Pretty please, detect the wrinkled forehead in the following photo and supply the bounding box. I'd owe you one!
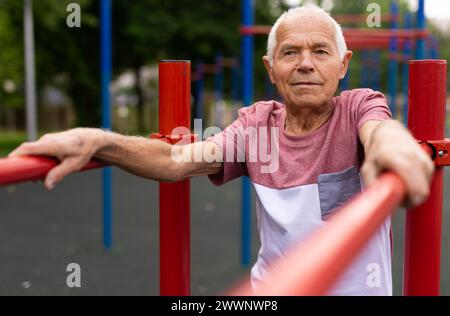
[276,13,337,48]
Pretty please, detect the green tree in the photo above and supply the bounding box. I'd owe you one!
[2,0,445,133]
[32,0,100,127]
[0,1,24,129]
[0,0,100,128]
[113,0,246,132]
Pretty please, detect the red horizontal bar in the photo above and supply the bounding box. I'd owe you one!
[0,156,106,187]
[334,13,396,24]
[343,29,430,39]
[240,26,430,39]
[239,26,419,49]
[239,26,406,49]
[228,172,406,296]
[346,37,411,49]
[240,25,272,35]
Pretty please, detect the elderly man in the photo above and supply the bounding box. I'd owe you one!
[9,5,434,295]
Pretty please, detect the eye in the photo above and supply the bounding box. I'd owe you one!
[315,49,328,55]
[283,50,296,56]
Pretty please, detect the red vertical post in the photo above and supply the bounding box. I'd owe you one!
[159,60,191,296]
[404,60,447,296]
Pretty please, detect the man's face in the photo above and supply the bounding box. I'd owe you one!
[264,14,352,110]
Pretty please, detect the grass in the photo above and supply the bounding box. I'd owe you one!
[0,132,27,157]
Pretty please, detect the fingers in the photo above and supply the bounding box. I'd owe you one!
[44,157,85,190]
[361,160,380,188]
[8,139,59,159]
[7,130,96,191]
[418,150,435,183]
[373,153,433,207]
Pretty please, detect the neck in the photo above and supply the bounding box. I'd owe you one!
[284,101,334,137]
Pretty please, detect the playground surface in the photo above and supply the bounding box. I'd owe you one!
[0,165,449,296]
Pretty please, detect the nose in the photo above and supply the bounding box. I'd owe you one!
[296,53,314,73]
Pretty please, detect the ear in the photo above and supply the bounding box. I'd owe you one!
[263,56,276,84]
[339,51,353,80]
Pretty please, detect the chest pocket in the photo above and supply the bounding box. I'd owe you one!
[317,166,362,221]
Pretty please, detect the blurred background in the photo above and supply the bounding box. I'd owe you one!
[0,0,449,296]
[0,0,449,149]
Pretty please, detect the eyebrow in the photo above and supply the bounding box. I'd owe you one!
[279,44,298,52]
[279,42,333,52]
[312,42,332,50]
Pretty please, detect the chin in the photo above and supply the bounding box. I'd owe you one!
[289,95,325,108]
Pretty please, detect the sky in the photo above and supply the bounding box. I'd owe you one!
[407,0,450,19]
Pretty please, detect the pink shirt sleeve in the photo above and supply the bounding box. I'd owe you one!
[352,89,393,131]
[206,107,251,186]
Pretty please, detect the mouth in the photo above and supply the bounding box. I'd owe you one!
[290,82,322,86]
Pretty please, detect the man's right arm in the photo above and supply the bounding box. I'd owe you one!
[8,128,223,190]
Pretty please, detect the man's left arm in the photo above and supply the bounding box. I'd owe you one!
[359,120,435,207]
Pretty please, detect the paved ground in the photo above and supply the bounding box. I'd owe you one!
[0,166,449,296]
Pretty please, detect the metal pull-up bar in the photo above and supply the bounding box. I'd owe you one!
[155,60,192,296]
[0,156,105,187]
[404,60,448,296]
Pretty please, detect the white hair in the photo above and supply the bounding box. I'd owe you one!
[267,5,347,65]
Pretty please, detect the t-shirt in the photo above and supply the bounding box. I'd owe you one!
[206,88,393,296]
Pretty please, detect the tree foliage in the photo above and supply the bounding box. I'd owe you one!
[0,0,448,130]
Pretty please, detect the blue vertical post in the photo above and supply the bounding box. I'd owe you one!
[402,12,412,124]
[416,0,426,59]
[231,59,241,121]
[215,53,225,128]
[388,0,399,119]
[372,51,381,92]
[241,0,254,267]
[194,61,205,120]
[101,0,112,249]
